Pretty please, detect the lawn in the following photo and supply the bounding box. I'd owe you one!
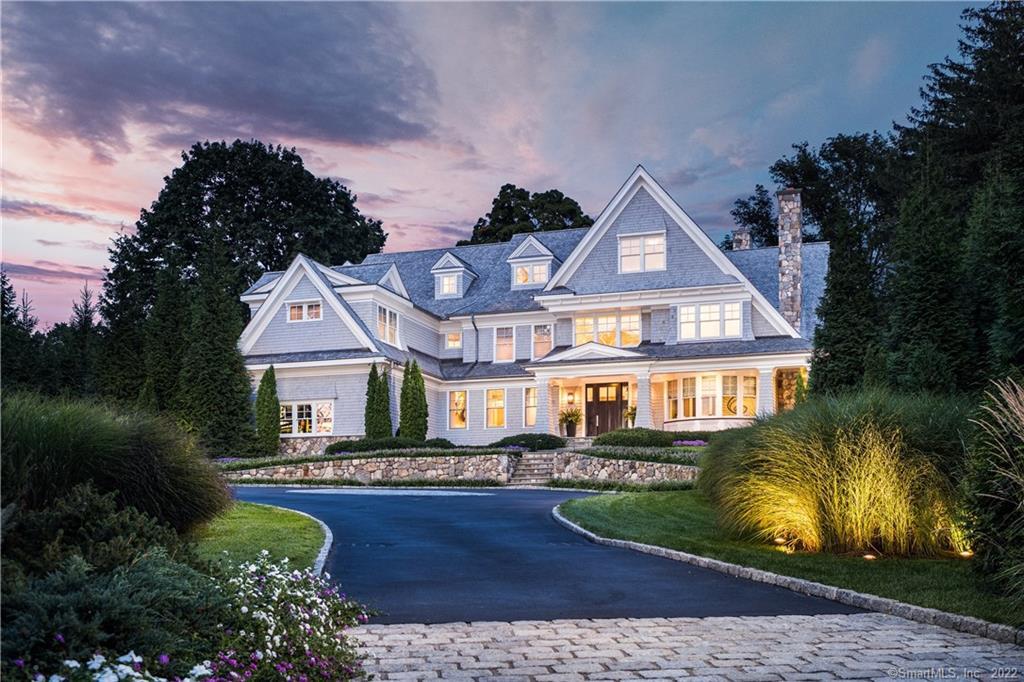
[560,490,1021,627]
[193,501,325,569]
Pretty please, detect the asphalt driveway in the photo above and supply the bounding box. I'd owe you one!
[234,486,861,624]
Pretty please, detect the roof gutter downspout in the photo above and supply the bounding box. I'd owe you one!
[470,313,480,370]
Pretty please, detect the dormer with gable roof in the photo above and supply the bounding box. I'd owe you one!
[507,234,557,290]
[430,251,476,299]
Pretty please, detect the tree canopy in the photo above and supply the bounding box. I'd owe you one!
[458,184,593,245]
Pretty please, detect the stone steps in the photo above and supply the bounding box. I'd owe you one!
[508,452,556,487]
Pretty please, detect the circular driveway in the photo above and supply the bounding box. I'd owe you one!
[234,486,861,624]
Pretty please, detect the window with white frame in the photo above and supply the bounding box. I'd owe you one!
[448,390,467,429]
[376,305,399,346]
[700,375,718,416]
[663,374,757,420]
[619,233,666,273]
[722,375,738,416]
[494,327,514,362]
[486,388,506,428]
[574,312,642,347]
[439,273,459,296]
[679,302,743,341]
[445,331,462,350]
[524,387,537,427]
[279,400,333,435]
[287,301,322,322]
[532,324,552,359]
[514,262,548,286]
[681,377,696,417]
[742,376,758,416]
[666,379,679,420]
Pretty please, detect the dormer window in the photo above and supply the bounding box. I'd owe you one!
[431,251,476,300]
[287,300,322,322]
[514,262,548,286]
[439,273,459,296]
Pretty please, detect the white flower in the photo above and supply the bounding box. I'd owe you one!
[62,660,81,669]
[117,651,142,664]
[189,662,213,677]
[240,606,248,614]
[95,671,118,682]
[88,654,107,670]
[48,675,65,682]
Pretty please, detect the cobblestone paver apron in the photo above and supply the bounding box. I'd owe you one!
[354,613,1024,681]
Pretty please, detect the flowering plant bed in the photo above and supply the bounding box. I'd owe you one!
[579,446,702,465]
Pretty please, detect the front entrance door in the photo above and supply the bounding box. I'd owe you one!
[585,382,629,437]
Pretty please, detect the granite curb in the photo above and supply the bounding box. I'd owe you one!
[552,503,1024,646]
[247,502,333,576]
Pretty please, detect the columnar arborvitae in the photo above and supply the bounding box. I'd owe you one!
[364,364,382,438]
[175,246,255,455]
[254,366,281,456]
[400,360,428,441]
[377,366,393,437]
[142,268,190,411]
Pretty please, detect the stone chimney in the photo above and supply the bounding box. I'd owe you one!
[776,188,802,333]
[732,226,752,250]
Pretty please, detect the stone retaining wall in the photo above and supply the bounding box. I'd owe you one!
[279,436,358,457]
[551,452,698,483]
[225,454,516,484]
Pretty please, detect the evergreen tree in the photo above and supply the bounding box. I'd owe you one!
[46,284,104,397]
[885,154,972,393]
[254,366,281,456]
[399,361,428,441]
[137,376,159,412]
[0,273,45,392]
[142,269,191,411]
[377,366,393,437]
[175,246,255,454]
[364,364,382,439]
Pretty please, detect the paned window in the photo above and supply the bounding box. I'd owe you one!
[445,331,462,350]
[619,233,667,273]
[724,302,742,337]
[494,327,514,362]
[681,377,696,417]
[279,401,333,435]
[620,313,641,347]
[524,387,537,427]
[376,305,399,345]
[288,301,321,322]
[700,375,718,417]
[440,274,459,295]
[699,304,720,339]
[742,376,758,416]
[533,324,552,359]
[515,263,548,285]
[667,379,679,420]
[597,315,617,346]
[448,391,467,429]
[575,316,595,345]
[486,389,505,428]
[679,306,697,340]
[722,375,738,417]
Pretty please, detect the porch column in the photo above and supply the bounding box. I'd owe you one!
[635,372,653,428]
[757,369,774,416]
[535,380,550,433]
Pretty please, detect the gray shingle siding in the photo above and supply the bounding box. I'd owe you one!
[554,319,573,347]
[515,325,532,360]
[275,373,367,438]
[565,188,737,295]
[478,327,494,362]
[432,382,538,446]
[751,306,778,337]
[248,276,363,355]
[401,315,440,357]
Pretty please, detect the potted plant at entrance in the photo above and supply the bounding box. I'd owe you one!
[623,405,637,429]
[559,407,583,438]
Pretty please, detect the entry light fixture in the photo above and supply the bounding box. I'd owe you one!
[567,391,575,405]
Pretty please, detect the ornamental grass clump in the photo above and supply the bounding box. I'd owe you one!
[700,389,969,556]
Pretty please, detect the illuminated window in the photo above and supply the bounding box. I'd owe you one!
[514,262,548,285]
[376,305,399,345]
[440,274,459,295]
[700,304,720,339]
[288,301,321,322]
[681,377,696,417]
[597,315,617,346]
[448,391,467,429]
[619,233,666,273]
[722,375,738,417]
[524,387,537,427]
[620,313,641,347]
[445,331,462,350]
[532,324,552,359]
[724,302,741,337]
[278,401,332,435]
[679,306,696,340]
[494,327,514,362]
[280,404,293,434]
[486,388,505,428]
[316,402,333,433]
[296,403,313,433]
[700,375,717,417]
[743,375,758,416]
[667,379,679,420]
[575,316,595,345]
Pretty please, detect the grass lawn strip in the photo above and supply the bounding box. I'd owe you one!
[559,491,1024,635]
[194,501,325,570]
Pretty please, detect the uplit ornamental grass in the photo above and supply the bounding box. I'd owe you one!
[700,389,970,556]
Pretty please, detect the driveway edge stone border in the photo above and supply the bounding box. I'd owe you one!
[552,504,1024,646]
[251,502,333,576]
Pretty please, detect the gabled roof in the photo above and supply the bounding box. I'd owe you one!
[238,254,378,355]
[430,251,477,275]
[727,242,829,336]
[544,165,799,338]
[506,234,554,261]
[535,342,646,363]
[378,263,410,298]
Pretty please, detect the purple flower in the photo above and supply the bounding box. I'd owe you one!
[13,659,25,668]
[215,457,242,463]
[673,439,707,447]
[158,654,171,666]
[54,633,65,644]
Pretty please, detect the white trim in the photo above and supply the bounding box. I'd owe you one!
[278,399,334,437]
[570,311,641,348]
[375,304,402,349]
[678,301,744,342]
[238,255,377,354]
[444,330,463,350]
[537,341,645,363]
[244,356,386,371]
[446,389,468,430]
[530,323,553,361]
[284,299,323,323]
[523,385,538,428]
[378,263,410,299]
[510,259,550,288]
[492,325,516,364]
[430,251,475,275]
[484,387,508,429]
[507,234,553,261]
[436,272,462,299]
[543,165,799,338]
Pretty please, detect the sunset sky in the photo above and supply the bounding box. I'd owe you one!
[2,2,969,325]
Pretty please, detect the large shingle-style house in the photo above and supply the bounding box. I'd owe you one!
[238,166,826,453]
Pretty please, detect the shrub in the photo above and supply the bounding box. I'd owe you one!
[699,389,970,556]
[594,428,731,447]
[1,393,230,532]
[326,436,447,454]
[1,551,230,677]
[964,379,1024,604]
[254,366,281,457]
[488,434,567,451]
[399,360,428,441]
[2,484,193,588]
[580,447,701,465]
[423,437,457,449]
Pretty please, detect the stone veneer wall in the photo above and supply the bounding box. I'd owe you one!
[777,188,803,333]
[551,453,699,483]
[225,454,516,484]
[279,436,359,458]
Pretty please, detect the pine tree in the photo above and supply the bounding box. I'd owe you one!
[175,245,255,455]
[364,364,381,438]
[377,366,393,438]
[254,366,281,456]
[142,269,191,411]
[399,361,428,441]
